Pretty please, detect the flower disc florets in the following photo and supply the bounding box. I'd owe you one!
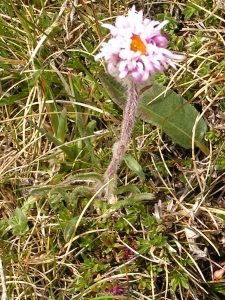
[95,6,185,83]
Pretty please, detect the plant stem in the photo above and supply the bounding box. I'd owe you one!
[103,79,138,183]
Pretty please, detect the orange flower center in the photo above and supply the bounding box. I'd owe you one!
[130,35,147,54]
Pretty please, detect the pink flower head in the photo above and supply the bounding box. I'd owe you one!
[95,6,186,83]
[123,245,137,259]
[105,285,126,300]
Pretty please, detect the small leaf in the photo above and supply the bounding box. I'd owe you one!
[30,186,52,195]
[0,92,28,106]
[116,184,141,195]
[28,70,42,88]
[85,297,134,300]
[8,207,29,236]
[111,193,155,210]
[99,72,209,155]
[40,75,60,135]
[86,120,97,137]
[0,60,12,70]
[56,108,68,143]
[63,217,78,242]
[123,154,145,181]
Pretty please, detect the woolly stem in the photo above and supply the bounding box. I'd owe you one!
[103,79,138,182]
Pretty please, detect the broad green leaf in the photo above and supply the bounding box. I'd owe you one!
[99,72,209,155]
[50,163,72,184]
[139,84,208,153]
[123,154,145,181]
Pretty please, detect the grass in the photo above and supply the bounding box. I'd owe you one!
[0,0,225,299]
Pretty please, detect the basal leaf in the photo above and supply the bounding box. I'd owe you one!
[123,154,145,181]
[99,72,209,155]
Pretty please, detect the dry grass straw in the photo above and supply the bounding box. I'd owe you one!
[0,0,225,299]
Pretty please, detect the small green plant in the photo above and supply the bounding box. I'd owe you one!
[8,208,29,236]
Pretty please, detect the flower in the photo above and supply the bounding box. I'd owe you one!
[95,6,185,83]
[123,245,137,259]
[105,285,126,300]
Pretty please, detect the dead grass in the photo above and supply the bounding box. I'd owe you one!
[0,0,225,299]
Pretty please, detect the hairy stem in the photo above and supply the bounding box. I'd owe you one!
[103,79,138,183]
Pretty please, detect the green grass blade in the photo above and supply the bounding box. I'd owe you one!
[56,108,68,143]
[28,119,75,159]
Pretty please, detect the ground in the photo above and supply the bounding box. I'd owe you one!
[0,0,225,299]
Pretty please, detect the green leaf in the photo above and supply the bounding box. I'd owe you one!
[139,84,208,153]
[99,72,127,107]
[208,281,225,296]
[28,70,42,88]
[40,75,60,135]
[216,156,225,170]
[86,120,97,137]
[170,273,189,293]
[63,217,78,242]
[56,108,68,143]
[8,207,29,236]
[99,72,209,155]
[28,119,75,159]
[116,184,141,195]
[0,59,12,70]
[0,92,28,106]
[123,154,145,181]
[111,193,155,210]
[85,297,131,300]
